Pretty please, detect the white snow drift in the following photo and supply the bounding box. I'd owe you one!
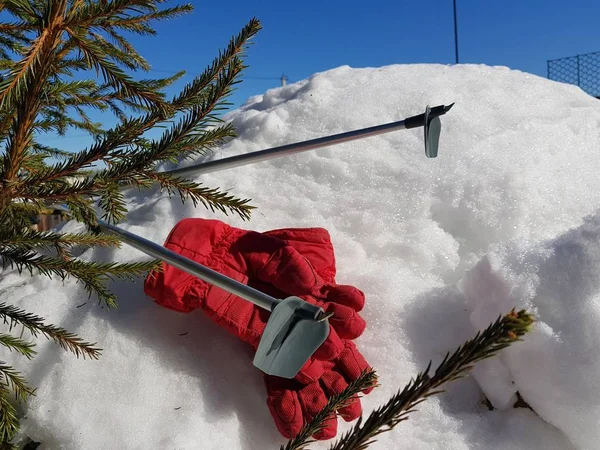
[1,63,600,449]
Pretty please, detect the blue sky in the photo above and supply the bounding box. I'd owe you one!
[138,0,599,105]
[42,0,600,150]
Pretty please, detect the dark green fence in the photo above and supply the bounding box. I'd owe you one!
[547,51,600,99]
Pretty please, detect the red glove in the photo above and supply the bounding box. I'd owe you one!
[257,228,373,440]
[144,218,366,370]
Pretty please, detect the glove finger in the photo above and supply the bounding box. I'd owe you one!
[337,341,376,394]
[298,382,338,440]
[265,377,304,439]
[262,228,337,282]
[322,302,366,340]
[320,368,362,422]
[312,325,343,361]
[322,284,365,311]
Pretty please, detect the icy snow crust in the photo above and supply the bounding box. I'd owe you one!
[2,64,600,449]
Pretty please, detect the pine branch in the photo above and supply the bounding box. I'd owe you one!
[90,30,150,73]
[280,371,379,450]
[0,202,40,232]
[64,28,164,109]
[139,171,255,220]
[18,176,99,201]
[66,0,193,35]
[0,334,36,360]
[308,310,535,450]
[0,363,35,403]
[64,195,97,224]
[0,384,19,443]
[105,4,194,33]
[172,17,262,110]
[0,246,160,308]
[21,110,169,187]
[0,303,101,360]
[97,181,127,223]
[0,3,263,444]
[30,143,71,159]
[0,228,122,252]
[0,23,49,108]
[0,1,39,25]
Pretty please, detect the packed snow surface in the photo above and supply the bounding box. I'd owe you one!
[2,63,600,449]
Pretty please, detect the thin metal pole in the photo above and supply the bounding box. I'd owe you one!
[164,118,409,179]
[454,0,459,64]
[97,219,279,312]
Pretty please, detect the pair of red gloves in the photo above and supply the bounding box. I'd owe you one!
[144,218,373,440]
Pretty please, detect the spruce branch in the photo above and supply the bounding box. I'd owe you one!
[171,17,261,110]
[0,2,263,444]
[0,228,122,253]
[30,143,71,160]
[0,246,160,308]
[305,310,534,450]
[140,170,255,220]
[63,29,164,108]
[0,335,36,360]
[63,195,97,224]
[280,371,379,450]
[0,303,101,360]
[0,384,19,443]
[97,181,127,223]
[0,363,35,403]
[0,24,49,108]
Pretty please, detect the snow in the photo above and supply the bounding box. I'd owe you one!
[2,63,600,449]
[459,214,600,449]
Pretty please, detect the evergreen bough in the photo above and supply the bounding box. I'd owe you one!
[0,0,261,443]
[283,309,535,450]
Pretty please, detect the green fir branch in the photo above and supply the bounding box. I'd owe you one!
[0,228,122,252]
[0,22,47,108]
[97,181,128,223]
[141,170,255,220]
[30,143,72,159]
[281,371,379,450]
[64,29,164,109]
[301,310,534,450]
[64,195,98,224]
[0,2,263,445]
[0,334,36,360]
[0,363,35,403]
[0,303,101,360]
[0,246,160,307]
[171,17,261,110]
[0,384,19,443]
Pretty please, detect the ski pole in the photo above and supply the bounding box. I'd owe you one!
[162,103,454,179]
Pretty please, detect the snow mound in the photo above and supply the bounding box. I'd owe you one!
[2,63,599,449]
[459,212,600,450]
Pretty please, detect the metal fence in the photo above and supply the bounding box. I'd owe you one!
[547,51,600,98]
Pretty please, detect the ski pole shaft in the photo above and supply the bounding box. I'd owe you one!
[96,219,279,312]
[163,104,454,179]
